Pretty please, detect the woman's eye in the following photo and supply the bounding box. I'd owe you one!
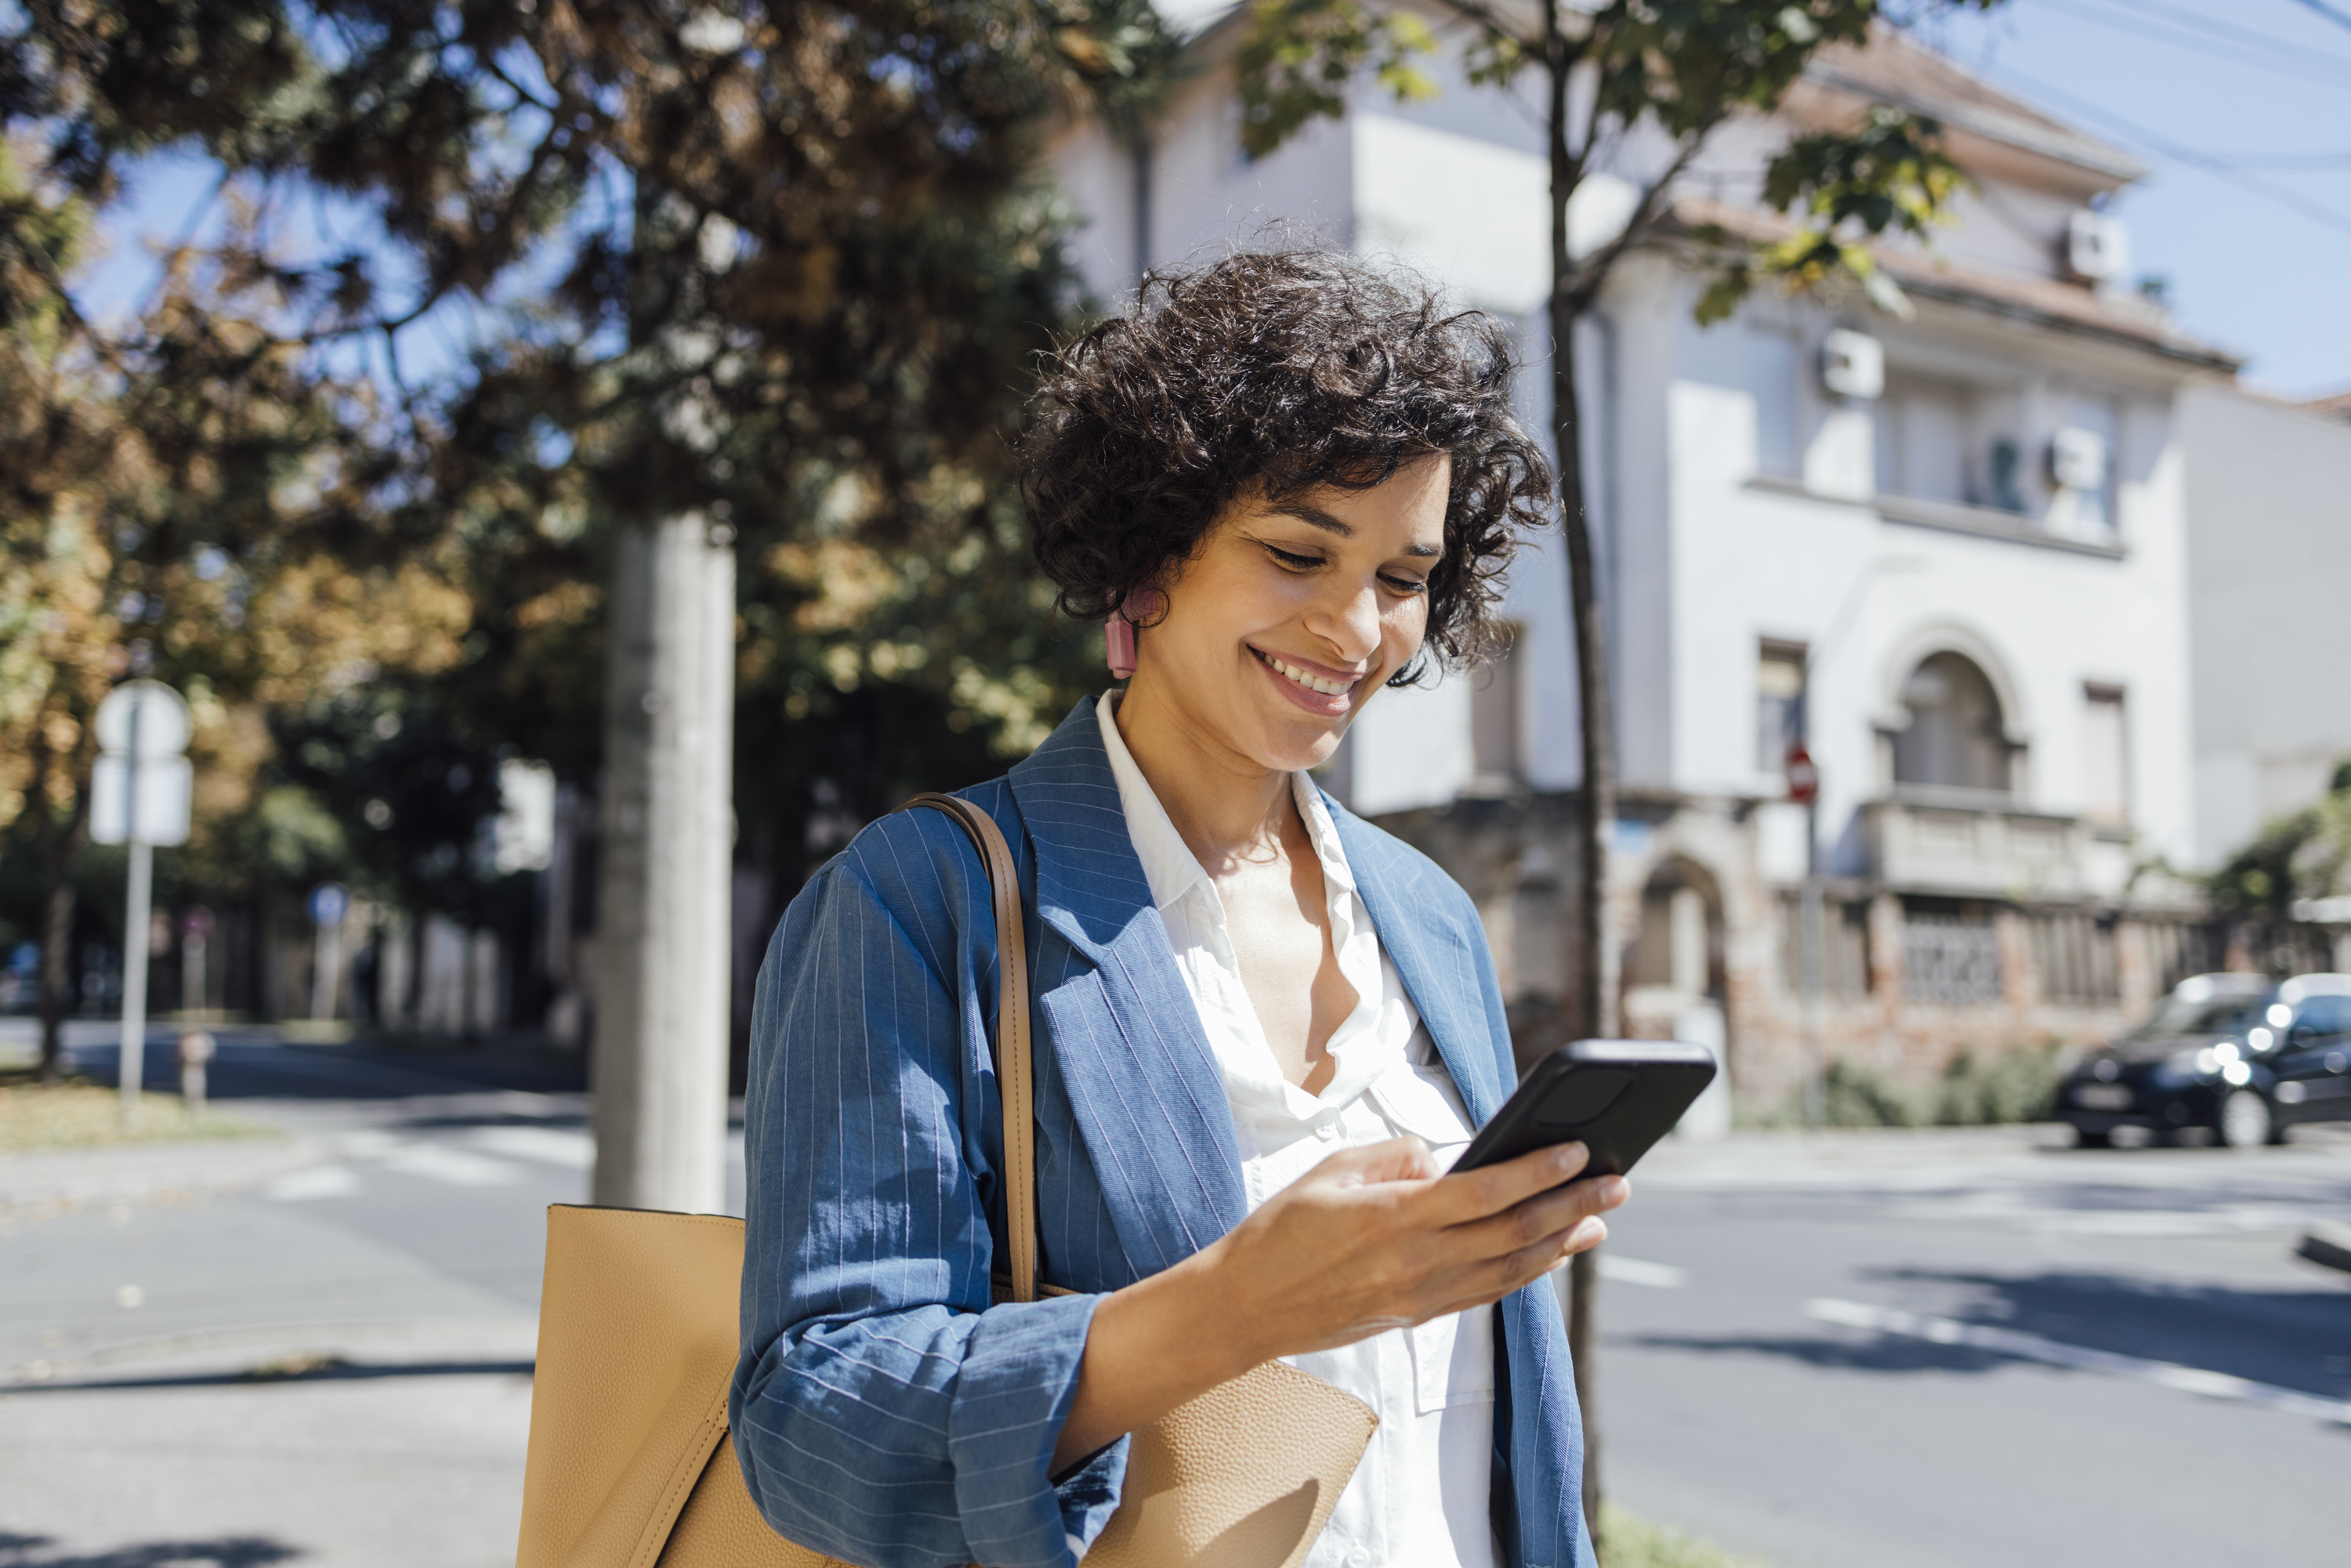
[1380,574,1428,596]
[1266,546,1324,571]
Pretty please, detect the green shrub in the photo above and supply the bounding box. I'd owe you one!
[1760,1042,2066,1128]
[1932,1041,2062,1125]
[1821,1057,1921,1127]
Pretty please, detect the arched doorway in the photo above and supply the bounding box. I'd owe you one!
[1620,856,1733,1135]
[1893,650,2012,794]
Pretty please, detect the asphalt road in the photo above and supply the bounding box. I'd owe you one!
[3,1029,2347,1566]
[1596,1128,2351,1568]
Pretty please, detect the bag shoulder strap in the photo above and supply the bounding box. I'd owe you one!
[899,793,1039,1305]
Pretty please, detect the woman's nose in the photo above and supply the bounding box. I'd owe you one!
[1309,580,1383,661]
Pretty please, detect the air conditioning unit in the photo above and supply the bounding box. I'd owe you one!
[2049,425,2109,491]
[1819,329,1884,400]
[2067,210,2130,284]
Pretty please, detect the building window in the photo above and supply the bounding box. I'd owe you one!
[1903,900,2003,1005]
[1893,651,2010,795]
[2027,910,2119,1005]
[1756,641,1807,774]
[1471,627,1521,783]
[1875,375,2027,512]
[1750,326,1801,478]
[2082,684,2128,826]
[1778,893,1873,997]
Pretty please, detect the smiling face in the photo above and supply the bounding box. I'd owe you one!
[1123,454,1451,774]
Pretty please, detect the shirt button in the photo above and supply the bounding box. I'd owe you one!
[1314,1117,1341,1141]
[1345,1548,1371,1568]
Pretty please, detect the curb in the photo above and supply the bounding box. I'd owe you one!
[2297,1222,2351,1276]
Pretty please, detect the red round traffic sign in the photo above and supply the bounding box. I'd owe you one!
[1784,742,1819,806]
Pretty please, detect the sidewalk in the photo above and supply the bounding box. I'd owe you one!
[0,1042,572,1567]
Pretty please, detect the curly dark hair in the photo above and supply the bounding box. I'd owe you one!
[1021,250,1555,681]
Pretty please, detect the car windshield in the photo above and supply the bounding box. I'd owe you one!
[2125,993,2265,1040]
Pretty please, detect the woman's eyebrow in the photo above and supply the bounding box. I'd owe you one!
[1268,502,1441,557]
[1269,502,1353,535]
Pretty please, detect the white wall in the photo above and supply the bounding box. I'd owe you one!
[2183,386,2351,867]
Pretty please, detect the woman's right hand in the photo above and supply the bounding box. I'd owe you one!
[1050,1139,1625,1470]
[1207,1136,1627,1361]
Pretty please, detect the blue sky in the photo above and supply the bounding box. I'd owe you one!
[1913,0,2351,398]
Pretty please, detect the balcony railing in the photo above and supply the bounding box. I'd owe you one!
[1860,791,2108,900]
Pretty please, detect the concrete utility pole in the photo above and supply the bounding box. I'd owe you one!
[591,514,737,1214]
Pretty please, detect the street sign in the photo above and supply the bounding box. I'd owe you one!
[1784,741,1820,806]
[90,753,193,845]
[94,679,191,760]
[309,882,350,928]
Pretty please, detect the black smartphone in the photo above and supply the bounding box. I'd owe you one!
[1450,1039,1718,1178]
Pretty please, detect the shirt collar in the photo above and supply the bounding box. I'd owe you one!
[1096,692,1215,914]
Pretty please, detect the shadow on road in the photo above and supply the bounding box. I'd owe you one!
[6,1358,536,1395]
[1631,1266,2351,1401]
[0,1536,301,1567]
[66,1035,585,1103]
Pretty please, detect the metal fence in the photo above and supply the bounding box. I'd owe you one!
[1903,911,2003,1005]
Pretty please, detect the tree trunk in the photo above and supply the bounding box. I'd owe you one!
[30,725,86,1084]
[37,871,74,1083]
[1546,1,1616,1551]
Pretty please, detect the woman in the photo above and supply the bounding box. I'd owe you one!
[733,252,1627,1568]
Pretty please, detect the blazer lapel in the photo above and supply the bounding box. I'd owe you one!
[1009,700,1248,1274]
[1328,794,1510,1125]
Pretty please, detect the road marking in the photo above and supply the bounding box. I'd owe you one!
[472,1124,593,1169]
[1806,1297,2351,1426]
[1599,1255,1690,1288]
[266,1165,360,1202]
[379,1143,520,1187]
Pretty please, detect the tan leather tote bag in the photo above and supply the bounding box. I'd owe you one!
[514,793,1377,1568]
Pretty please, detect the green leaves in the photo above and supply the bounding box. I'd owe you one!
[1699,106,1964,324]
[1235,0,1439,161]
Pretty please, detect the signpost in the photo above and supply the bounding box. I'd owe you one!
[308,882,350,1022]
[92,680,193,1123]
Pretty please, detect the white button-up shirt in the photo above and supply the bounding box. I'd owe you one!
[1097,697,1498,1568]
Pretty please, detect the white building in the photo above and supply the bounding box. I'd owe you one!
[1052,20,2252,1111]
[2181,388,2351,871]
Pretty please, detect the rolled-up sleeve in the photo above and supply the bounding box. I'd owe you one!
[730,824,1124,1568]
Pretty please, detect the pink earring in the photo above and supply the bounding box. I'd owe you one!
[1105,590,1159,680]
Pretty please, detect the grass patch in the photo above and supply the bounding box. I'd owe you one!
[0,1072,272,1153]
[1600,1505,1772,1568]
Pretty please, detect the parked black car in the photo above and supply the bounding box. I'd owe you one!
[2059,972,2351,1148]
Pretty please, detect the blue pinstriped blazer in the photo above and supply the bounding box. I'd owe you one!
[732,697,1595,1568]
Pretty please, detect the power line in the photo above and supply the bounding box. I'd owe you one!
[2288,0,2351,39]
[1987,62,2351,239]
[2219,150,2351,168]
[2079,0,2351,71]
[2031,0,2351,94]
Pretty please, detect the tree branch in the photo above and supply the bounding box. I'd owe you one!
[1563,126,1713,310]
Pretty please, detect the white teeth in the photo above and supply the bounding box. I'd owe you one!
[1261,652,1354,697]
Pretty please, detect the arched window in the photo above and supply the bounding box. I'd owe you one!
[1893,651,2010,793]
